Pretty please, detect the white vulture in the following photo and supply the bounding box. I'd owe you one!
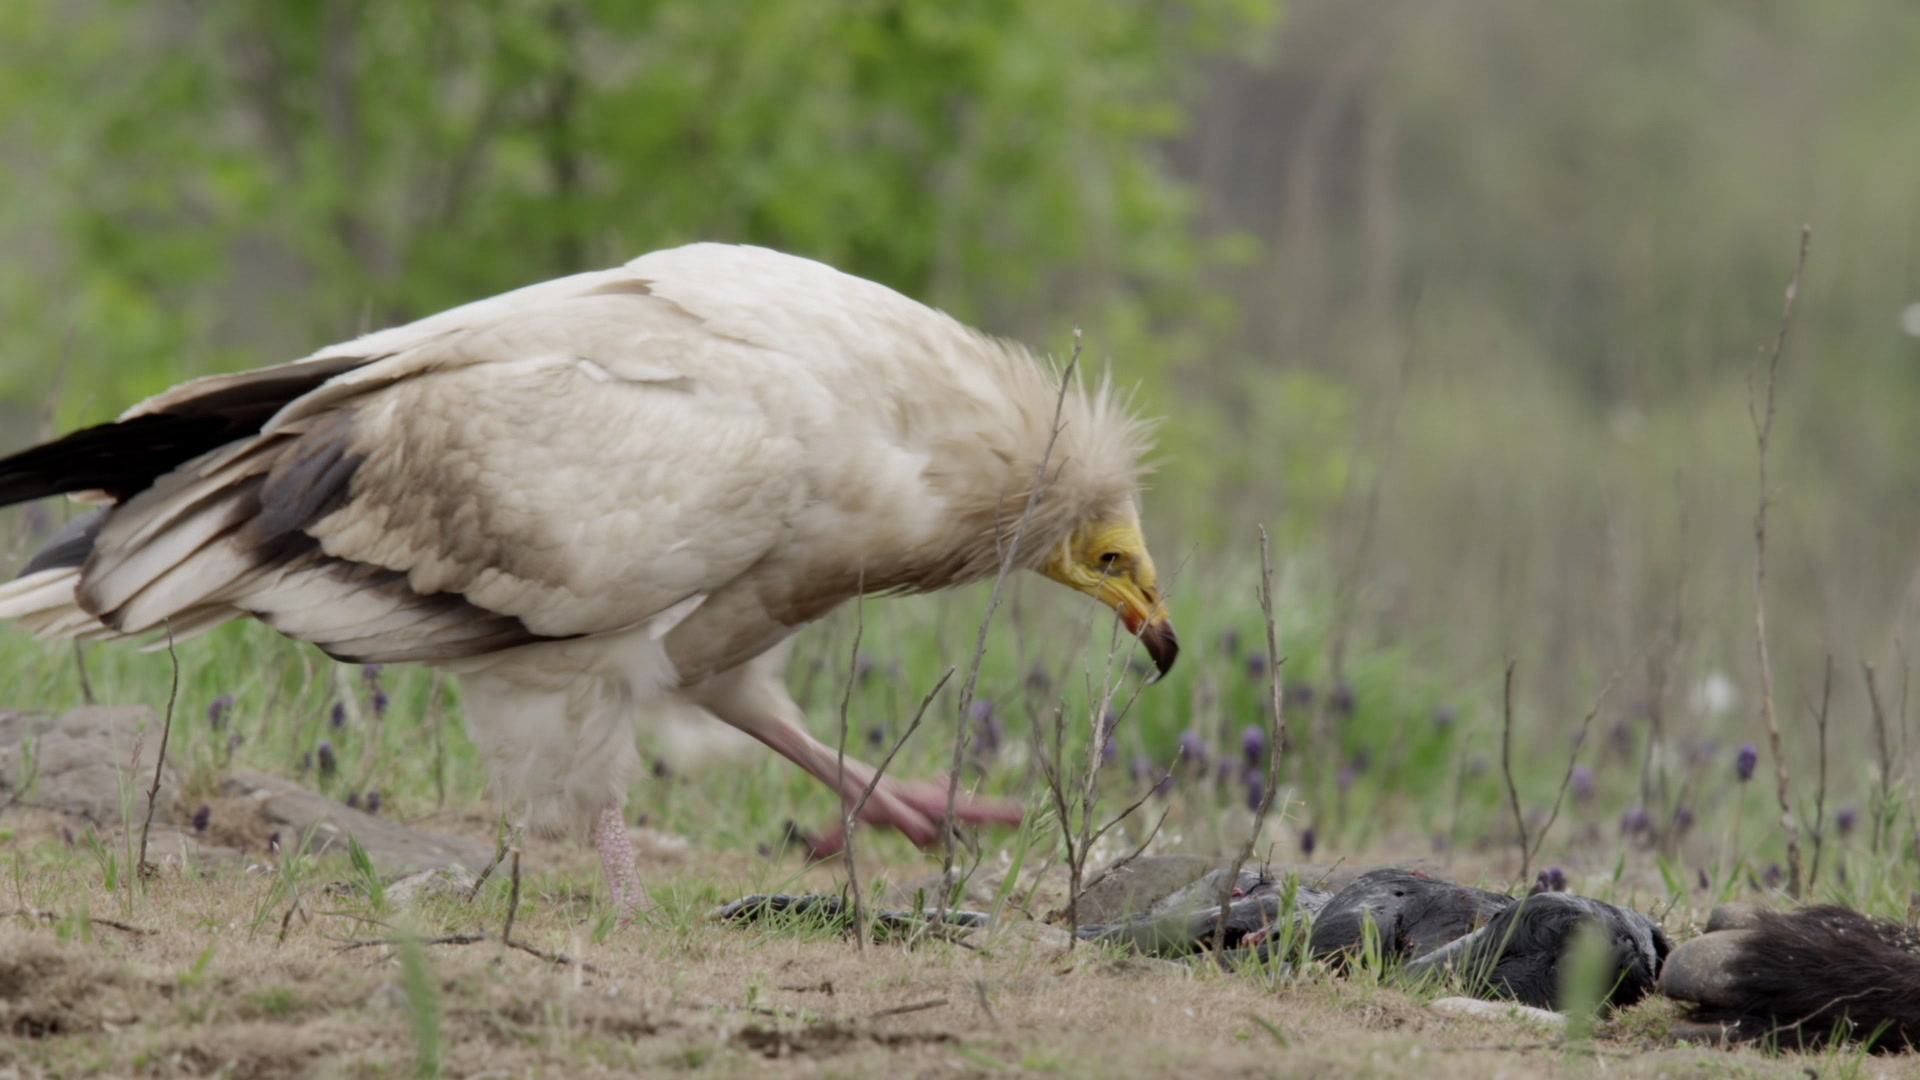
[0,243,1177,914]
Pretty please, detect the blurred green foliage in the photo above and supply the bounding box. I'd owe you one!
[6,0,1920,879]
[0,0,1271,418]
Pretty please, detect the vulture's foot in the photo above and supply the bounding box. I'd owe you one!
[592,805,650,923]
[806,775,1024,857]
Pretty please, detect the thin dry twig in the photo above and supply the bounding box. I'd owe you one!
[1214,526,1287,954]
[1,907,154,935]
[1746,224,1811,898]
[867,998,949,1020]
[1863,660,1893,856]
[501,847,523,944]
[1808,657,1834,889]
[938,332,1082,921]
[136,622,180,881]
[835,586,868,950]
[1499,661,1528,879]
[1525,675,1617,879]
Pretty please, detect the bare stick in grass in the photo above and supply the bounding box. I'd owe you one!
[843,667,954,932]
[1864,660,1893,856]
[501,847,523,944]
[1525,674,1617,879]
[136,622,180,881]
[1808,657,1834,889]
[1499,660,1529,881]
[1213,525,1287,955]
[835,587,867,951]
[1747,224,1811,898]
[937,333,1080,923]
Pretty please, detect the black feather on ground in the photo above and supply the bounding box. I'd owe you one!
[1684,905,1920,1051]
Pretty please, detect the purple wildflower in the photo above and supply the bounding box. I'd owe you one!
[1300,827,1316,857]
[1151,769,1175,799]
[191,805,211,833]
[1220,628,1242,656]
[1245,652,1268,681]
[1530,866,1567,894]
[1620,807,1651,836]
[1100,731,1118,766]
[371,687,390,718]
[1336,766,1356,793]
[299,750,313,773]
[1761,864,1783,890]
[1025,665,1053,694]
[1329,682,1356,717]
[1672,805,1695,833]
[1571,765,1594,802]
[1177,730,1208,769]
[345,791,361,809]
[206,694,235,730]
[366,791,382,814]
[1129,752,1152,785]
[1735,742,1759,782]
[226,732,243,758]
[330,702,347,730]
[1432,706,1456,730]
[361,663,384,682]
[1241,725,1268,767]
[1244,768,1265,813]
[853,651,875,687]
[316,741,337,776]
[1216,758,1237,786]
[866,725,887,750]
[1837,807,1858,836]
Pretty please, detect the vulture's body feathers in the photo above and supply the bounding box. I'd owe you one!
[0,243,1176,913]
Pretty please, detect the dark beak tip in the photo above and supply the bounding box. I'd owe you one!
[1143,621,1179,680]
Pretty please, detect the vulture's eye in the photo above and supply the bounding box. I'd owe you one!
[1097,552,1122,568]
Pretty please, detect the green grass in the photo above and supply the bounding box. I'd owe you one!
[3,529,1919,929]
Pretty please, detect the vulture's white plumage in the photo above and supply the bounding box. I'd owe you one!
[0,244,1176,912]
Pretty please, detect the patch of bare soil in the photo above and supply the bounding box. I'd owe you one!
[0,799,1866,1080]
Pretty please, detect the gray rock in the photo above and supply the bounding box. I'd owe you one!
[222,768,491,873]
[1705,902,1767,932]
[386,864,480,906]
[1076,854,1223,925]
[1656,929,1756,1007]
[0,705,181,825]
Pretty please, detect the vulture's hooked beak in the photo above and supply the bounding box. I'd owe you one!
[1040,522,1180,680]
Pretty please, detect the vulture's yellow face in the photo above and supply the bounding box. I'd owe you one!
[1040,521,1179,678]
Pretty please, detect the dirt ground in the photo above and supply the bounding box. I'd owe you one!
[0,807,1906,1080]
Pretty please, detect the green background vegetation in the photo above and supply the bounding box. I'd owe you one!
[4,0,1920,904]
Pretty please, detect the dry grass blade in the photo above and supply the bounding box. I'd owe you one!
[836,587,867,950]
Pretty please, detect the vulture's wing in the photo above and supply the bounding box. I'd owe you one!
[16,272,808,663]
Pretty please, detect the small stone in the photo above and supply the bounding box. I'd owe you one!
[385,864,479,907]
[1656,929,1756,1008]
[1431,996,1567,1031]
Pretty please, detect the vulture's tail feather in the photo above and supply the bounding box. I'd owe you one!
[0,354,366,509]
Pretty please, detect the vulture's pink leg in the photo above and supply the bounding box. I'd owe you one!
[731,709,1023,856]
[591,804,647,921]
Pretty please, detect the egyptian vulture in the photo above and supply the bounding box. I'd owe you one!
[0,243,1177,913]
